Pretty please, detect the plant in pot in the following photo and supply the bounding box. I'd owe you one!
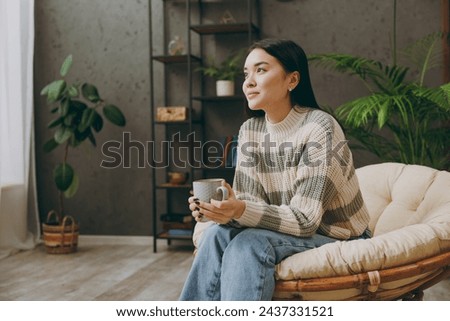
[197,50,243,96]
[309,26,450,169]
[40,55,126,254]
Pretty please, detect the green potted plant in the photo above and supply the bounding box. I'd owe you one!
[40,55,126,254]
[309,6,450,170]
[197,50,243,96]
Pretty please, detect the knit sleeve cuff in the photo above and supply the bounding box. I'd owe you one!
[235,200,263,227]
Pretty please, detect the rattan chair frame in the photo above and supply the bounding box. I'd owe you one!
[273,251,450,300]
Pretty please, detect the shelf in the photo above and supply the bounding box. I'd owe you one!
[157,231,193,241]
[160,213,193,224]
[190,23,259,35]
[155,120,190,125]
[192,95,245,102]
[157,183,192,189]
[152,54,201,64]
[199,166,236,171]
[162,221,193,230]
[155,120,202,125]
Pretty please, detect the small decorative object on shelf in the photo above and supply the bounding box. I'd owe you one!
[156,106,188,122]
[168,35,185,55]
[216,80,234,96]
[196,51,243,96]
[220,10,236,24]
[168,171,189,185]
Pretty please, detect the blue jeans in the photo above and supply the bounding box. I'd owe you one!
[179,224,341,301]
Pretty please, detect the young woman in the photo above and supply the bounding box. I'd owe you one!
[179,38,370,301]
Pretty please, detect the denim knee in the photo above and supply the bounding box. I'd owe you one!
[198,224,241,250]
[223,228,275,265]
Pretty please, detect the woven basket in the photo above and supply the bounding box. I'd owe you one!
[42,210,79,254]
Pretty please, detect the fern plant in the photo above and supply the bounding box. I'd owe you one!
[309,31,450,170]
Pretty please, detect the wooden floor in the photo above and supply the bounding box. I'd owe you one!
[1,238,449,301]
[0,238,195,301]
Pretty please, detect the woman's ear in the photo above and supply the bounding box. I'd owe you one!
[289,71,300,89]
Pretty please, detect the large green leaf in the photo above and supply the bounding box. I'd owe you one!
[68,100,87,128]
[92,111,104,132]
[88,131,97,147]
[377,100,390,128]
[103,104,126,126]
[79,108,96,132]
[40,83,50,96]
[53,163,74,191]
[60,55,73,77]
[64,172,79,198]
[59,98,70,116]
[63,114,75,127]
[81,83,101,103]
[402,32,445,84]
[70,100,88,112]
[47,80,66,103]
[54,127,72,144]
[67,85,78,98]
[69,135,82,148]
[43,138,59,153]
[48,117,63,129]
[309,53,413,95]
[72,127,92,146]
[413,83,450,111]
[337,94,382,127]
[309,54,382,83]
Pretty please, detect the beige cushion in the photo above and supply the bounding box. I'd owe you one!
[192,163,450,280]
[276,163,450,280]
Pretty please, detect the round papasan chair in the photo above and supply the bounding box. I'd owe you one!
[192,163,450,300]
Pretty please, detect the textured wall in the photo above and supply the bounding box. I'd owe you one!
[34,0,443,236]
[260,0,442,166]
[34,0,152,235]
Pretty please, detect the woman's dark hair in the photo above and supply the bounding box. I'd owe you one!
[244,38,320,118]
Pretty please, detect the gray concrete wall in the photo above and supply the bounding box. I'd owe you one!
[34,0,444,236]
[34,0,152,235]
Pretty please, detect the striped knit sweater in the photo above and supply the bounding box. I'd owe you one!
[232,106,369,240]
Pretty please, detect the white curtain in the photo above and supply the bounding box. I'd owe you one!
[0,0,39,260]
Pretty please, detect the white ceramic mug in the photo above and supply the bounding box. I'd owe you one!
[193,178,229,222]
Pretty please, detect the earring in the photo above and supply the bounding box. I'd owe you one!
[288,87,293,92]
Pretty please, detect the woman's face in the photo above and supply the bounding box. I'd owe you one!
[242,48,295,114]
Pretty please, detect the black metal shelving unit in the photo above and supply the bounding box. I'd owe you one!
[150,0,259,252]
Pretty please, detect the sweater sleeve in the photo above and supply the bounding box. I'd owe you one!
[233,114,352,238]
